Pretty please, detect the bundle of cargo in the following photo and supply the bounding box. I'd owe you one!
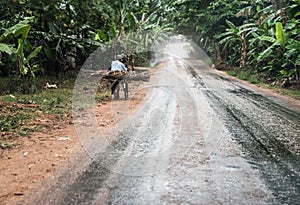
[102,71,128,80]
[98,71,128,93]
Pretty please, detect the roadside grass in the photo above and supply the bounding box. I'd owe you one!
[226,70,300,100]
[227,69,260,84]
[0,68,151,149]
[0,84,73,147]
[262,84,300,100]
[0,76,111,149]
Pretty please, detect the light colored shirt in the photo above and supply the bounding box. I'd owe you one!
[111,60,127,71]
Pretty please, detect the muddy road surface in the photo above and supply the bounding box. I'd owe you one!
[21,44,300,205]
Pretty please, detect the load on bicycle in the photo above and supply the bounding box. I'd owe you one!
[102,54,130,100]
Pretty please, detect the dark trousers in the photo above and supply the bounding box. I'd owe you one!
[111,79,121,95]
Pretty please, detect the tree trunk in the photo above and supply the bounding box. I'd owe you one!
[215,43,222,62]
[296,65,300,82]
[240,28,247,69]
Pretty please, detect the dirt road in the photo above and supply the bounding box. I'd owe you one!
[20,43,300,204]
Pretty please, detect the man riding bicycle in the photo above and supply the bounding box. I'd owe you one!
[109,55,128,99]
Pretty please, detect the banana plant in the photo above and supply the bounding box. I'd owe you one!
[0,17,42,92]
[16,38,42,76]
[114,8,171,64]
[216,20,245,66]
[257,19,300,80]
[257,22,286,61]
[0,17,34,58]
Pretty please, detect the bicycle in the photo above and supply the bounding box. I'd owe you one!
[102,70,130,100]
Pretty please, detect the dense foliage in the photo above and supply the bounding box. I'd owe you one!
[0,0,299,93]
[0,0,169,93]
[169,0,300,83]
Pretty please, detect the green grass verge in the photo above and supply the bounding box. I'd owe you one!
[0,77,111,149]
[226,70,300,100]
[226,70,260,84]
[0,84,73,143]
[261,84,300,100]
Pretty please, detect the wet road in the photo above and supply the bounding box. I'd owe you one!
[23,44,300,205]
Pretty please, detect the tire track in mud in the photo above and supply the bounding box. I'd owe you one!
[184,62,300,204]
[207,92,300,204]
[59,132,132,205]
[229,87,300,123]
[47,81,180,204]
